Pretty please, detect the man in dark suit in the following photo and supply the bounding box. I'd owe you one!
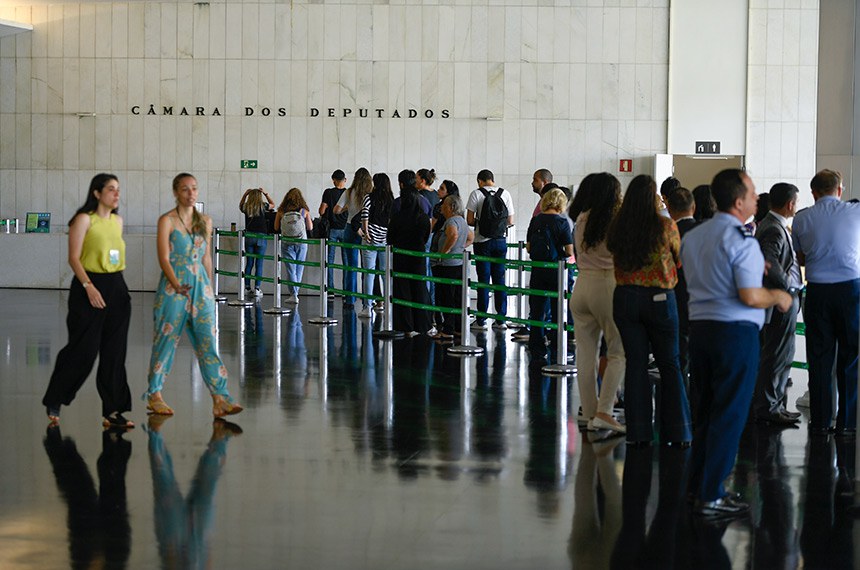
[667,187,699,388]
[752,183,803,425]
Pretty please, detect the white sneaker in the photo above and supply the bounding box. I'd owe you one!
[796,390,810,408]
[492,321,507,330]
[253,288,263,298]
[293,294,299,305]
[373,302,385,312]
[470,321,488,331]
[358,307,372,319]
[427,326,438,337]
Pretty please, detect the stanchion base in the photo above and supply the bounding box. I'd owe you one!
[214,295,228,303]
[227,300,256,307]
[374,329,405,339]
[541,364,577,376]
[447,344,485,356]
[263,307,292,315]
[308,317,338,326]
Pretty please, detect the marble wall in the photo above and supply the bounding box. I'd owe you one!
[0,0,818,239]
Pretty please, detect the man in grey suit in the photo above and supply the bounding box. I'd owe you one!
[752,183,803,425]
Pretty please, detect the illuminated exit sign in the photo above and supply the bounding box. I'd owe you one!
[241,159,258,169]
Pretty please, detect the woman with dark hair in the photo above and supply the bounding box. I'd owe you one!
[43,173,134,428]
[416,168,439,211]
[275,187,314,304]
[334,167,373,310]
[358,173,394,319]
[387,169,433,335]
[239,187,274,297]
[144,173,243,419]
[693,184,717,222]
[606,174,691,446]
[569,173,626,434]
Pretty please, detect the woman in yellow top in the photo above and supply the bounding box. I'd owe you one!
[42,173,135,428]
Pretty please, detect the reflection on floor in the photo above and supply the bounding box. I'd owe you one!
[0,290,855,568]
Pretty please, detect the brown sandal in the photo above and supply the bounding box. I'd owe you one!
[146,395,174,416]
[212,395,243,418]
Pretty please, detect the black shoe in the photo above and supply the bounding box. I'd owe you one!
[693,495,749,518]
[102,412,135,429]
[756,411,800,426]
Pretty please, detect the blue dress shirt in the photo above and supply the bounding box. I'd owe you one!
[680,212,766,328]
[792,196,860,284]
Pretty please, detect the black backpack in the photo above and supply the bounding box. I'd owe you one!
[478,187,509,238]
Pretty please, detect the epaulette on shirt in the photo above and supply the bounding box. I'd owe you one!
[737,226,755,238]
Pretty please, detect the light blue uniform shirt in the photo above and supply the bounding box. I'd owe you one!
[791,196,860,284]
[680,212,766,328]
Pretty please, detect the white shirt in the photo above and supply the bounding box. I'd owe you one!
[465,185,516,243]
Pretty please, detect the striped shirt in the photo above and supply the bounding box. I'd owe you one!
[361,194,388,245]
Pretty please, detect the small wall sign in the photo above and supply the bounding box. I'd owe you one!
[619,159,632,173]
[695,141,721,154]
[241,160,258,169]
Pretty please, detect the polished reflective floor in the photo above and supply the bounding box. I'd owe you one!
[0,289,856,569]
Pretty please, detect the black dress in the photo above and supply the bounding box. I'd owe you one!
[387,204,432,333]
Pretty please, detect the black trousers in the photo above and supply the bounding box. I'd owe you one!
[43,272,132,416]
[753,296,799,416]
[392,254,432,333]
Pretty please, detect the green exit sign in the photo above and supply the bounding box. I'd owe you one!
[241,160,258,169]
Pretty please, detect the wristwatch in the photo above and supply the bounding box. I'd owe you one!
[787,286,800,296]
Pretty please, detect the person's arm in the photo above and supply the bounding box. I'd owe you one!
[319,191,329,217]
[202,216,214,282]
[156,214,190,297]
[465,229,474,248]
[260,188,274,207]
[738,287,793,312]
[305,209,314,231]
[466,210,476,226]
[239,188,251,211]
[333,191,347,215]
[67,213,107,309]
[440,223,458,253]
[274,211,283,233]
[563,243,574,257]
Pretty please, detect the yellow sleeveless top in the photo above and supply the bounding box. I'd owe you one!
[80,213,126,273]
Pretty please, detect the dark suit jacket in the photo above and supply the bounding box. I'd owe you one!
[674,217,700,320]
[755,212,797,321]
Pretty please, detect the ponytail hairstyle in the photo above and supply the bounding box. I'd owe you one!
[417,168,437,188]
[69,173,119,226]
[173,172,207,235]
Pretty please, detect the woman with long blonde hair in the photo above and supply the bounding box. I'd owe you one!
[275,187,314,303]
[144,173,243,419]
[239,187,274,297]
[333,167,373,310]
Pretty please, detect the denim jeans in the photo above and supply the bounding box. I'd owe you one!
[473,238,508,323]
[342,226,362,306]
[612,285,691,444]
[281,242,308,296]
[326,228,346,294]
[244,238,267,289]
[360,244,386,311]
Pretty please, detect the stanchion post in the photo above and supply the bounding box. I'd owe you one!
[309,238,337,325]
[375,244,404,339]
[509,240,526,330]
[542,259,576,376]
[264,234,291,315]
[228,230,255,307]
[447,251,484,355]
[213,229,227,303]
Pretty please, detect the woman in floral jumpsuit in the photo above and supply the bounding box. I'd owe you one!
[144,173,243,418]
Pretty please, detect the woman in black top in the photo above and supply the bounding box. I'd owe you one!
[387,170,433,335]
[239,187,274,297]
